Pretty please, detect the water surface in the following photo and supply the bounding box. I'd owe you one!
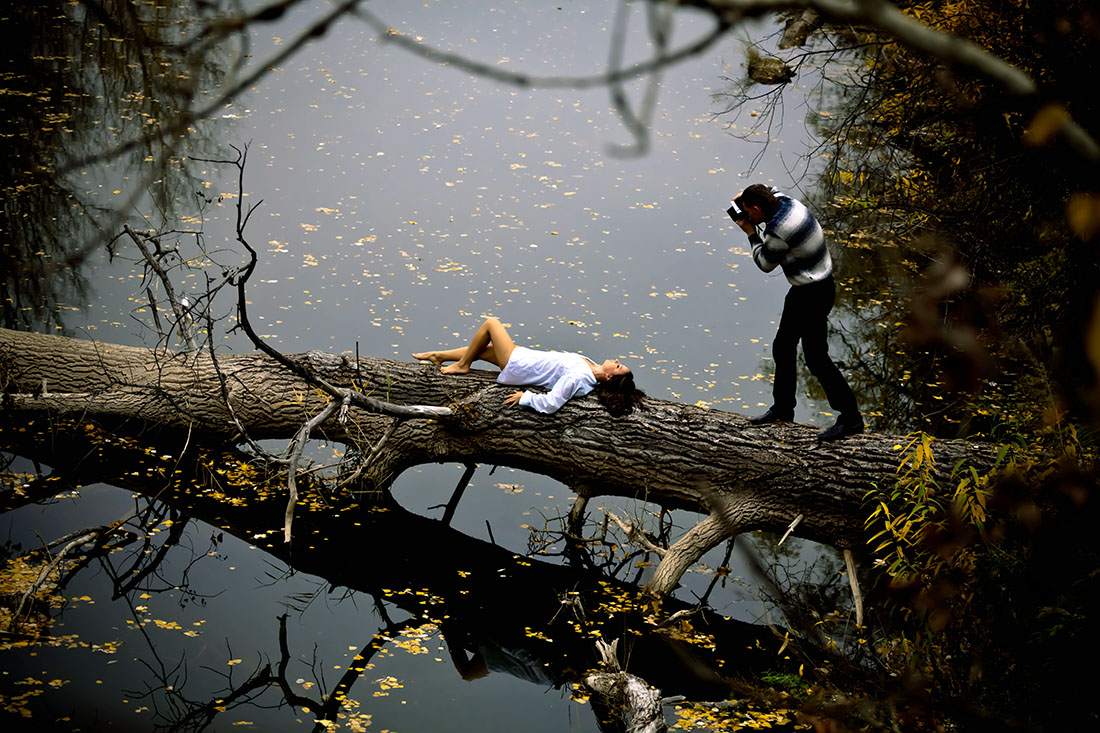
[2,2,846,730]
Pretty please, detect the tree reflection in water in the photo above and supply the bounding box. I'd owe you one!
[1,418,810,731]
[1,0,232,332]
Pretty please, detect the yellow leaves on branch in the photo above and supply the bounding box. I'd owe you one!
[897,432,935,482]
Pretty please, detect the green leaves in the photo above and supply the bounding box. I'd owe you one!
[865,431,988,581]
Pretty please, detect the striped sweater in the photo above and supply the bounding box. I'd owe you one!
[749,191,832,286]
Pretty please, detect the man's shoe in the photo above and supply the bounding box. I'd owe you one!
[818,413,864,442]
[749,407,795,426]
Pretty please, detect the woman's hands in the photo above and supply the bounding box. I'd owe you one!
[504,391,524,407]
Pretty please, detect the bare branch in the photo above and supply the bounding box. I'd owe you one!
[9,508,138,630]
[61,0,365,176]
[283,398,340,542]
[696,0,1099,160]
[843,547,864,628]
[215,145,453,420]
[606,510,669,557]
[123,225,198,351]
[777,513,803,545]
[354,5,731,92]
[337,419,399,492]
[584,637,667,733]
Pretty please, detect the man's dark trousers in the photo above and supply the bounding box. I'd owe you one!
[771,274,858,417]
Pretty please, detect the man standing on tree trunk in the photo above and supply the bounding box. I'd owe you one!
[730,184,863,442]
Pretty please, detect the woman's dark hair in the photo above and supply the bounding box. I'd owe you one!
[594,372,646,417]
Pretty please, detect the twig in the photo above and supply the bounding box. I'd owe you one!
[203,309,283,461]
[60,0,363,176]
[355,4,730,92]
[145,286,163,335]
[660,607,702,629]
[606,511,668,557]
[18,538,97,615]
[585,637,667,733]
[284,399,340,542]
[778,513,803,546]
[214,145,452,420]
[843,548,864,628]
[441,463,477,526]
[698,537,736,604]
[124,225,197,350]
[10,508,138,629]
[337,418,399,491]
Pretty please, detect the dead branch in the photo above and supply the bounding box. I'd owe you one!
[585,638,667,733]
[217,144,451,421]
[843,547,864,628]
[284,396,343,542]
[9,508,138,630]
[60,0,363,177]
[606,511,669,557]
[336,418,400,492]
[124,225,198,350]
[778,513,803,545]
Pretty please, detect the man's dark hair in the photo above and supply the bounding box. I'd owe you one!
[739,184,780,217]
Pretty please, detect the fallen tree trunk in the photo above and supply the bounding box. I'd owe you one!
[0,327,995,593]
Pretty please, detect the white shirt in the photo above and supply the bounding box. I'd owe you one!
[496,346,598,414]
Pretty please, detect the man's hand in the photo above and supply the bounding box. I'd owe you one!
[504,391,524,407]
[736,218,757,236]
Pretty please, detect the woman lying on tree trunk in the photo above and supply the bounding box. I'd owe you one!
[413,317,645,416]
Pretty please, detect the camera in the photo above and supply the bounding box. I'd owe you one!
[726,195,748,223]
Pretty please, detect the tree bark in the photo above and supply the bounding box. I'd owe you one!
[0,327,995,593]
[586,638,668,733]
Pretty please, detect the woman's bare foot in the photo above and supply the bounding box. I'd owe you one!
[440,363,470,375]
[412,351,444,366]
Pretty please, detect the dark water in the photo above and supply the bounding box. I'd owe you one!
[2,1,850,730]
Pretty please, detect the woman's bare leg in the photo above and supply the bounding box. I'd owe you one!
[413,317,516,373]
[412,347,466,365]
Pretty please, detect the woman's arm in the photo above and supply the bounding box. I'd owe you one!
[509,376,587,414]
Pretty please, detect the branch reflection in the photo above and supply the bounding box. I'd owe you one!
[1,418,809,730]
